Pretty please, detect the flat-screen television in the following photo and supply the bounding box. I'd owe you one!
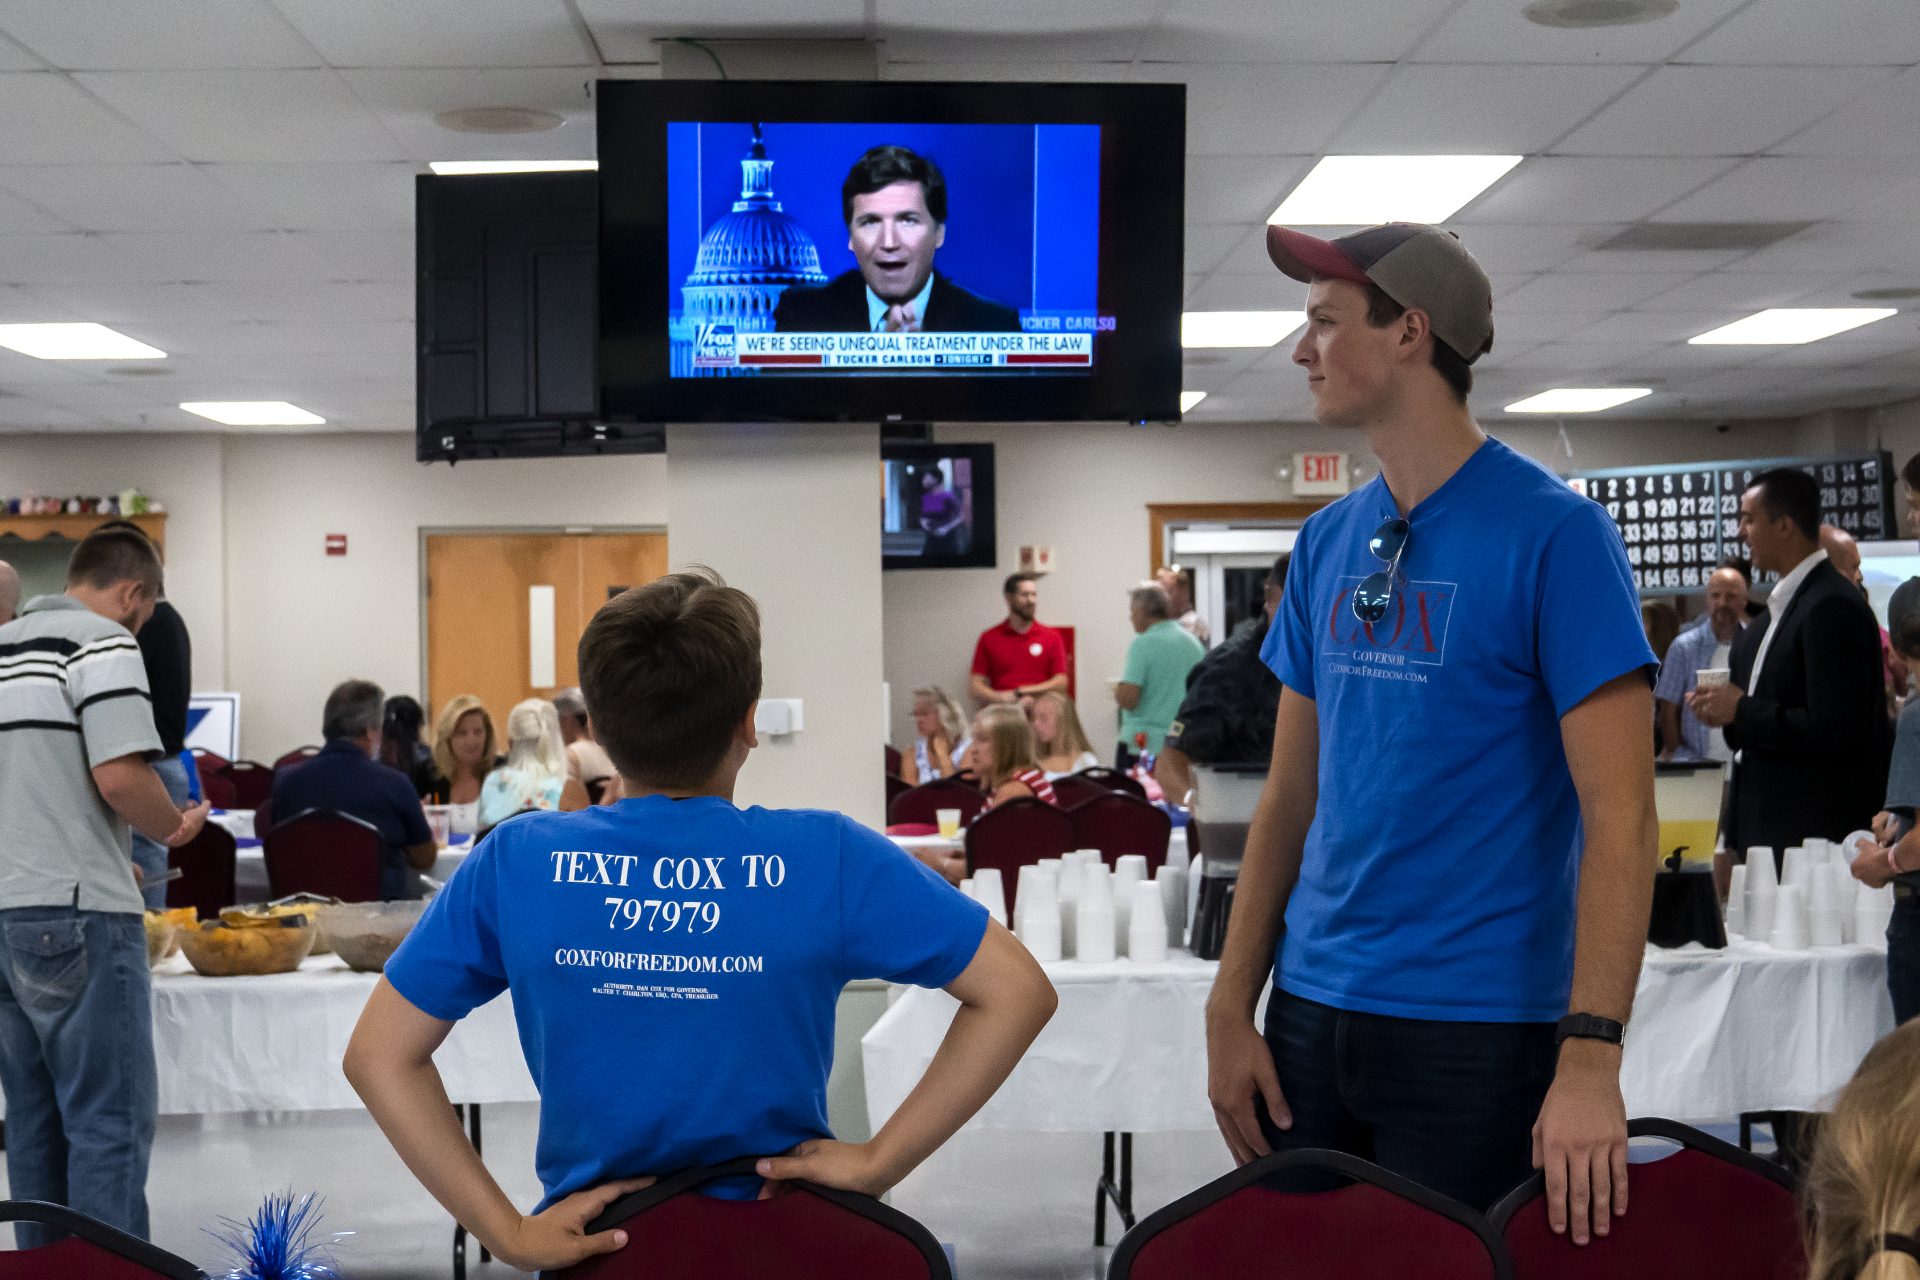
[882,442,996,570]
[597,80,1185,425]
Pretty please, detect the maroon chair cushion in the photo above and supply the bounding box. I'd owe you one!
[220,761,275,811]
[262,810,384,902]
[965,799,1076,916]
[888,779,986,828]
[1501,1147,1805,1280]
[167,822,236,920]
[1070,791,1172,874]
[0,1236,190,1280]
[1129,1181,1501,1280]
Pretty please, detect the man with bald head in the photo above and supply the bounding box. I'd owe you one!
[1654,562,1751,762]
[1824,522,1908,709]
[0,559,19,624]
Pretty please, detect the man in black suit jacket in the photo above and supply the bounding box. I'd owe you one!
[772,144,1021,335]
[1690,468,1889,868]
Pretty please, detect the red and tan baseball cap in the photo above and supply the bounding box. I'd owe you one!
[1267,222,1494,364]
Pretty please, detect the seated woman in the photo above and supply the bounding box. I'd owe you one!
[965,704,1057,810]
[1806,1020,1920,1280]
[902,685,972,785]
[377,695,437,799]
[427,694,496,836]
[476,698,590,830]
[1030,691,1099,780]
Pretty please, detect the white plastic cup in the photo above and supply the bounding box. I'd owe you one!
[1695,668,1731,689]
[936,808,963,839]
[1770,885,1809,951]
[1128,880,1169,962]
[1782,846,1809,891]
[1856,882,1894,944]
[1157,865,1187,945]
[1748,848,1778,893]
[1724,863,1748,939]
[1020,912,1062,963]
[1076,900,1117,963]
[973,868,1007,926]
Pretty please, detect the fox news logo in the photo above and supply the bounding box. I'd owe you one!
[693,324,738,368]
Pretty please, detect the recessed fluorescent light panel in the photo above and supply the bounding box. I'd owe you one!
[1688,308,1897,345]
[1181,311,1305,349]
[1180,391,1207,413]
[1505,388,1653,414]
[1269,155,1522,226]
[427,160,597,176]
[0,323,164,360]
[179,401,325,426]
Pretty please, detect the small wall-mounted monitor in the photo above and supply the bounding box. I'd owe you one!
[882,442,996,570]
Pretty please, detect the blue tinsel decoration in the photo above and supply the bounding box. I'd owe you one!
[205,1190,351,1280]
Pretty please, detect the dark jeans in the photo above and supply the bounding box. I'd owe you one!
[1889,893,1920,1025]
[1257,986,1557,1212]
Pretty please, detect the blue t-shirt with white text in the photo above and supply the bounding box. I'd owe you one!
[385,795,989,1208]
[1261,437,1655,1022]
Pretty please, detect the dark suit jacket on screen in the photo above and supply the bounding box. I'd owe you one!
[1724,558,1890,859]
[772,270,1022,333]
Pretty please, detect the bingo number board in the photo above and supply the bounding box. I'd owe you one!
[1567,452,1894,593]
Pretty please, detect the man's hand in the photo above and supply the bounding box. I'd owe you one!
[1852,838,1895,889]
[1205,1008,1289,1166]
[165,800,210,848]
[492,1177,654,1273]
[1683,684,1742,728]
[756,1139,899,1199]
[1532,1045,1628,1246]
[1874,811,1901,847]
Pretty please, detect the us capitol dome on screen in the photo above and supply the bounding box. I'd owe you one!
[670,128,828,376]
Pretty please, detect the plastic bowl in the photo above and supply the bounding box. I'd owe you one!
[143,917,178,968]
[316,901,426,973]
[179,917,316,977]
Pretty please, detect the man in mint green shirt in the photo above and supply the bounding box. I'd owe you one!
[1115,584,1206,766]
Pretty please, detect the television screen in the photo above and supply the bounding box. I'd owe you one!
[882,442,996,570]
[598,80,1184,425]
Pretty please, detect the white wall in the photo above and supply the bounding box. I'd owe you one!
[667,423,885,826]
[1871,396,1920,479]
[881,416,1807,754]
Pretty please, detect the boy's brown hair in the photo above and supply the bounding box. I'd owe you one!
[578,568,762,789]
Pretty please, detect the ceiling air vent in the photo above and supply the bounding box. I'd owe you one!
[1596,222,1814,252]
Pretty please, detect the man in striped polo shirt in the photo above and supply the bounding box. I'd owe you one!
[0,527,208,1246]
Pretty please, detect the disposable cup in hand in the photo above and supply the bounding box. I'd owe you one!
[1696,668,1731,690]
[936,808,963,839]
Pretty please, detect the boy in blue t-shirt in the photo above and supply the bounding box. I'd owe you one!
[345,570,1056,1274]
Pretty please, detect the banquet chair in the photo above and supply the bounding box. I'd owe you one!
[220,759,275,811]
[252,797,273,835]
[272,745,322,772]
[1109,1149,1511,1280]
[884,773,911,810]
[197,769,237,810]
[884,743,903,778]
[965,798,1076,917]
[1070,791,1173,874]
[262,808,384,902]
[888,777,986,828]
[1490,1117,1804,1280]
[189,748,230,779]
[1075,766,1148,799]
[0,1200,204,1279]
[1049,773,1108,811]
[553,1157,951,1280]
[167,821,237,920]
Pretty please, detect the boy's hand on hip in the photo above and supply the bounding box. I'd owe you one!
[1204,1007,1289,1166]
[1532,1045,1629,1247]
[494,1176,654,1273]
[756,1139,896,1198]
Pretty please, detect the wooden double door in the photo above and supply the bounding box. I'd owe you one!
[424,531,668,734]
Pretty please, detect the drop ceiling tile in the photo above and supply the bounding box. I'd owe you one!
[0,163,269,232]
[1185,223,1254,275]
[0,0,320,70]
[1410,0,1749,63]
[1630,271,1836,312]
[1567,311,1738,345]
[577,0,867,61]
[1187,273,1300,311]
[1449,224,1608,274]
[340,68,596,161]
[879,0,1156,60]
[1501,272,1699,313]
[1134,63,1392,156]
[881,61,1136,81]
[1453,157,1735,226]
[287,230,414,281]
[1720,222,1920,273]
[1330,64,1642,154]
[0,233,148,284]
[1490,311,1614,345]
[1186,155,1308,226]
[0,73,179,163]
[272,0,594,68]
[1656,157,1920,225]
[1681,0,1920,65]
[91,230,337,283]
[1142,0,1458,61]
[75,69,406,163]
[1500,342,1665,373]
[1555,66,1895,157]
[1555,247,1757,275]
[201,162,417,230]
[1775,67,1920,158]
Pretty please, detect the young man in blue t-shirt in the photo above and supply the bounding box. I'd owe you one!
[1203,223,1658,1243]
[345,570,1056,1274]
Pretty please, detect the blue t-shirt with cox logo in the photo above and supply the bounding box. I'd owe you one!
[384,795,988,1208]
[1260,436,1655,1022]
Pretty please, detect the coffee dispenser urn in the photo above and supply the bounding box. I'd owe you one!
[1189,763,1268,960]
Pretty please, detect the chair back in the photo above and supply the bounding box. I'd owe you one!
[262,808,385,902]
[1076,766,1147,798]
[884,774,911,810]
[1490,1118,1804,1280]
[189,748,229,778]
[198,771,237,809]
[1110,1149,1510,1280]
[1049,774,1108,810]
[888,777,986,828]
[272,745,322,772]
[965,798,1076,916]
[220,760,275,811]
[1070,791,1173,874]
[0,1200,203,1279]
[167,822,237,920]
[253,797,273,835]
[554,1157,951,1280]
[884,744,903,777]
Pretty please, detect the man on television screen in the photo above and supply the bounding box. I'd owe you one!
[773,145,1022,335]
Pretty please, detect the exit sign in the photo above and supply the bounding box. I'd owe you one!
[1293,452,1351,496]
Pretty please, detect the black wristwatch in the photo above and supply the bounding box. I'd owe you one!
[1556,1013,1625,1048]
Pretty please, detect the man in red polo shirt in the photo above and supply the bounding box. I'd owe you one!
[969,574,1069,707]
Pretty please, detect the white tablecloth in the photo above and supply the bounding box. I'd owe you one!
[862,941,1895,1133]
[207,809,473,902]
[889,828,1190,861]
